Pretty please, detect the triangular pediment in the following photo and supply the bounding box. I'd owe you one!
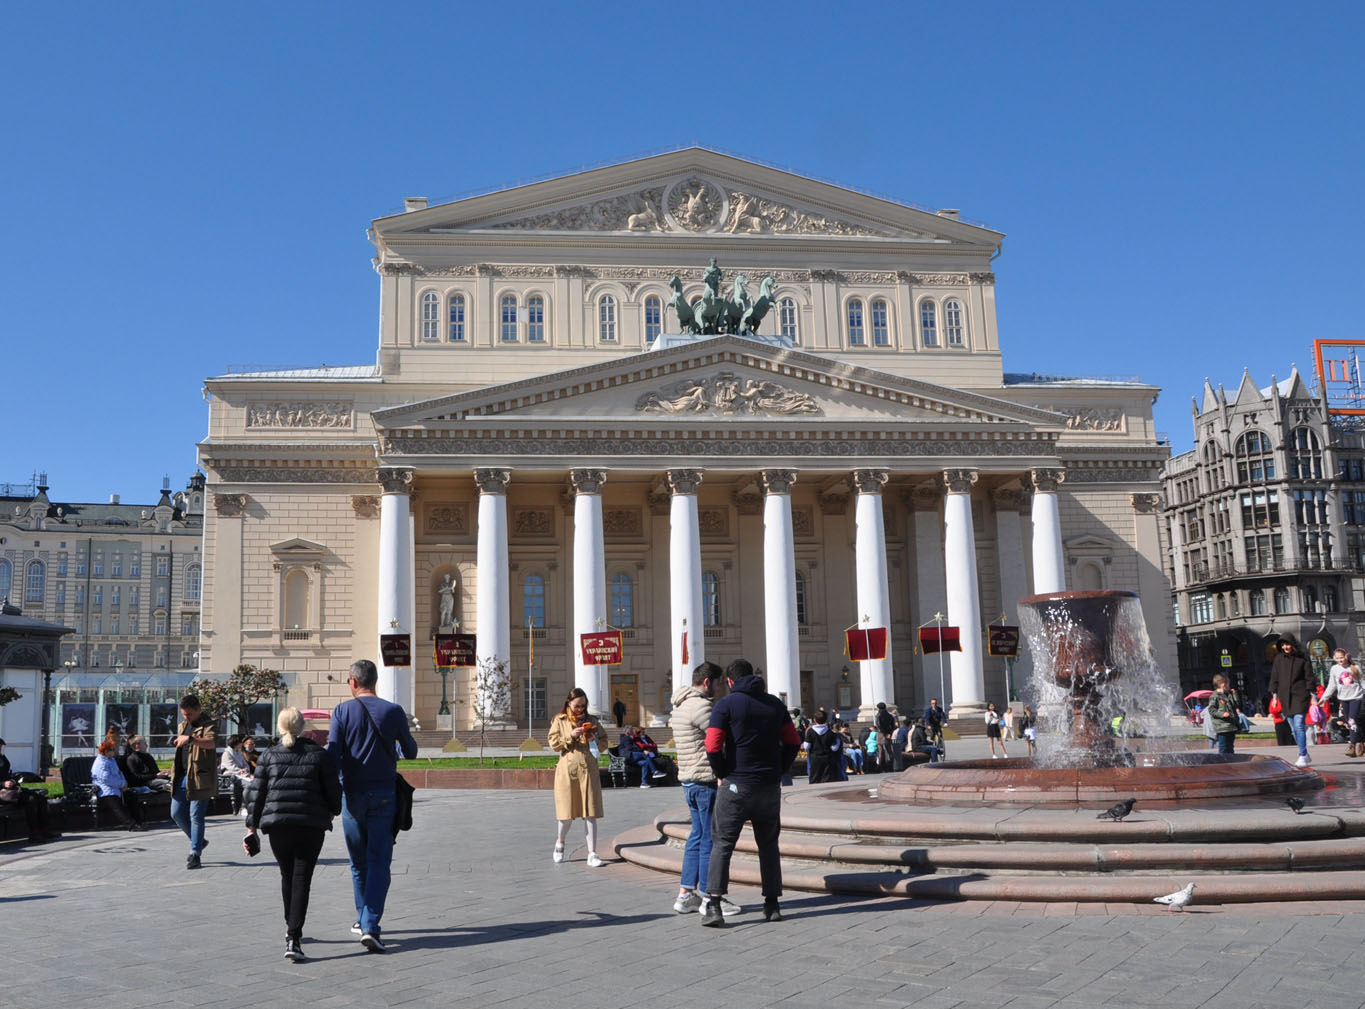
[373,337,1063,431]
[374,148,1000,247]
[1233,370,1262,407]
[269,537,327,559]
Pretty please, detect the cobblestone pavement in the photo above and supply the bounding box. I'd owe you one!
[4,754,1365,1009]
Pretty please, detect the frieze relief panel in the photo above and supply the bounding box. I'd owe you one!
[425,502,470,535]
[512,507,554,538]
[792,506,815,537]
[636,372,821,416]
[246,402,354,429]
[1040,407,1125,433]
[602,507,643,537]
[698,508,730,538]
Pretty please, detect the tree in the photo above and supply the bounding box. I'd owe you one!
[472,656,511,763]
[190,664,286,732]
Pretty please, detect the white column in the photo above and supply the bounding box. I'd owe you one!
[762,469,800,707]
[571,469,607,715]
[376,467,414,705]
[474,468,512,724]
[853,469,894,719]
[668,469,704,693]
[943,469,985,713]
[993,487,1033,698]
[1030,468,1067,594]
[910,486,948,707]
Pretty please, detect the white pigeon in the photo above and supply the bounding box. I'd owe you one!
[1153,882,1196,911]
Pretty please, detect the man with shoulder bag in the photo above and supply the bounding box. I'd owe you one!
[327,659,417,953]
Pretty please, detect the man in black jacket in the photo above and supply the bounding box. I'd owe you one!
[701,659,802,927]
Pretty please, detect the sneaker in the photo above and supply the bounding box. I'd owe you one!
[284,938,305,962]
[700,897,726,928]
[639,781,652,788]
[552,844,565,864]
[186,854,201,870]
[361,932,387,953]
[674,891,702,914]
[586,852,604,867]
[651,771,668,778]
[763,898,784,922]
[719,897,743,917]
[1295,755,1312,767]
[350,922,362,936]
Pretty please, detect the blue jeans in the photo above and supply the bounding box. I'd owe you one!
[342,787,396,936]
[846,749,865,773]
[630,753,660,778]
[680,782,716,892]
[170,779,207,855]
[1290,713,1308,756]
[1216,732,1235,755]
[918,745,944,763]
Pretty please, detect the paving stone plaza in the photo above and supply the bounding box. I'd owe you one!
[5,736,1365,1009]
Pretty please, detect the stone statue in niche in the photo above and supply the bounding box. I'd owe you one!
[438,574,456,630]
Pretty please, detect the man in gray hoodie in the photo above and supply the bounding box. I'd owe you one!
[669,661,738,917]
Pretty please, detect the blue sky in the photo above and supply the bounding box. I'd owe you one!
[3,2,1362,503]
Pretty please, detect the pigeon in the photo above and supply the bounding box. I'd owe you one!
[1286,796,1305,814]
[1097,797,1137,822]
[1153,882,1196,911]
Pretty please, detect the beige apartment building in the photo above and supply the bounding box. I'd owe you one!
[197,148,1174,730]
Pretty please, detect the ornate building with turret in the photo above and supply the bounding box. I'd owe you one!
[197,148,1174,731]
[1161,367,1365,699]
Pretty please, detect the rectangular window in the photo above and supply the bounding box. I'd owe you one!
[93,615,102,634]
[76,585,85,605]
[449,297,466,342]
[93,586,102,608]
[156,587,167,608]
[130,554,141,577]
[76,556,87,576]
[128,616,139,635]
[111,615,119,634]
[111,586,120,609]
[112,554,122,577]
[93,556,104,577]
[56,583,65,606]
[155,617,167,635]
[74,615,84,634]
[157,557,169,576]
[57,554,67,576]
[1190,593,1214,624]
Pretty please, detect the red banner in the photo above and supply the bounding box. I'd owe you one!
[919,625,962,655]
[987,625,1020,657]
[434,633,477,667]
[845,626,888,661]
[580,630,624,666]
[379,633,412,667]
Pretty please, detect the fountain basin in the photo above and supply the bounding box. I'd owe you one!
[878,752,1322,805]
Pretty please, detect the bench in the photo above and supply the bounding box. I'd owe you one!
[602,745,677,788]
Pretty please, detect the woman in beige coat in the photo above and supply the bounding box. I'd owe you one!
[548,687,605,867]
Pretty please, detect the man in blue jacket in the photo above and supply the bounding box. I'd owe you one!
[701,658,802,927]
[328,659,418,953]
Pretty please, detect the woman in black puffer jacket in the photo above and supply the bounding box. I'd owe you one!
[245,707,342,962]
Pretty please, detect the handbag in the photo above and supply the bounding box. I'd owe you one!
[355,698,415,835]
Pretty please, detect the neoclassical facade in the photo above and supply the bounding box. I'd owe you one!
[199,149,1174,728]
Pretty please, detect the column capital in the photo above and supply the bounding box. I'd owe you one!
[212,493,248,517]
[1029,468,1066,493]
[667,468,703,495]
[942,469,978,495]
[1130,492,1162,514]
[376,466,414,495]
[569,468,607,494]
[852,469,889,494]
[761,469,797,495]
[474,468,511,495]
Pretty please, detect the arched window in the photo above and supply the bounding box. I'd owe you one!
[523,574,546,628]
[920,300,939,347]
[0,558,10,600]
[779,298,798,342]
[1303,585,1318,613]
[598,295,617,342]
[610,573,634,627]
[871,299,890,346]
[944,298,965,346]
[702,571,720,626]
[1290,428,1323,479]
[24,560,44,603]
[526,294,545,343]
[500,294,518,343]
[1326,585,1339,611]
[448,293,466,342]
[1076,562,1103,591]
[284,570,309,630]
[420,291,441,342]
[1235,431,1275,482]
[1274,586,1291,614]
[847,299,865,346]
[185,563,201,601]
[644,295,662,342]
[794,571,808,626]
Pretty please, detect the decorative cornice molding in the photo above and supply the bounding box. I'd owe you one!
[761,469,797,495]
[1029,468,1066,493]
[569,468,607,495]
[351,495,380,519]
[942,468,978,494]
[852,469,890,494]
[667,469,703,496]
[210,463,376,484]
[474,468,511,495]
[212,493,248,517]
[377,467,414,495]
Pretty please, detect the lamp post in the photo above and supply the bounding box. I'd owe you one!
[54,657,78,773]
[438,618,456,717]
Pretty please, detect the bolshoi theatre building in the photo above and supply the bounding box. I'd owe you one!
[198,148,1174,730]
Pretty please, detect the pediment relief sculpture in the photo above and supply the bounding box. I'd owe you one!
[635,371,821,417]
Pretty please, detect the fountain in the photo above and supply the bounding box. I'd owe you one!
[613,590,1365,906]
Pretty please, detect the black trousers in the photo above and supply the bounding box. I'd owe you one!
[96,793,141,828]
[4,795,53,838]
[706,782,782,898]
[268,826,326,940]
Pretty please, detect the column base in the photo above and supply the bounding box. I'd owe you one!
[855,705,882,724]
[435,713,454,731]
[948,701,988,719]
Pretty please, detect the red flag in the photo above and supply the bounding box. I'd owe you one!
[681,629,688,665]
[844,627,889,661]
[919,625,962,654]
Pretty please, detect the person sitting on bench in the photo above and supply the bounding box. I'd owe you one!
[93,739,145,831]
[910,719,944,763]
[123,735,172,792]
[619,726,667,787]
[0,738,58,842]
